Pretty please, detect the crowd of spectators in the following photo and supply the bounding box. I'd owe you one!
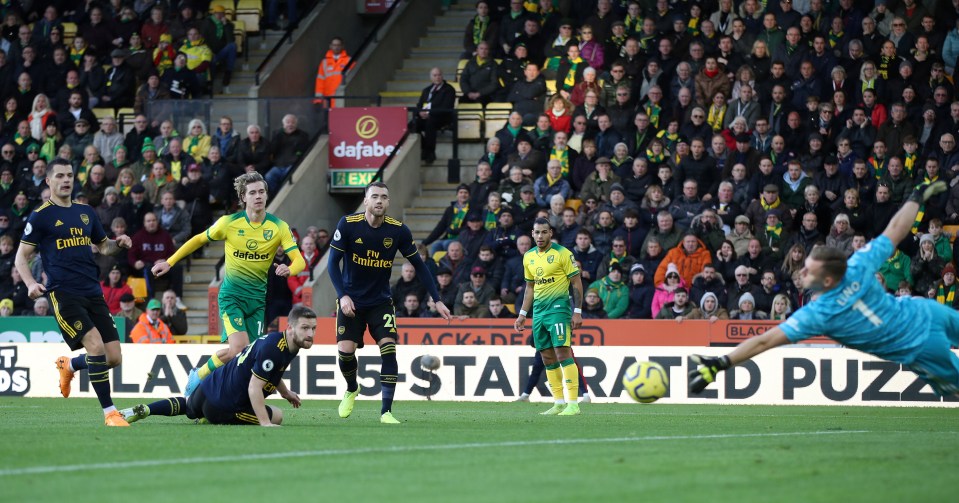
[0,99,315,335]
[397,0,959,321]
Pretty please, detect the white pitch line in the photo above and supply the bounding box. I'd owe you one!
[0,430,869,478]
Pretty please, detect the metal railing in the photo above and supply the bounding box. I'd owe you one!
[341,0,404,80]
[253,0,326,86]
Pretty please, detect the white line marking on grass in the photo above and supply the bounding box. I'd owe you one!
[588,411,948,420]
[0,430,869,477]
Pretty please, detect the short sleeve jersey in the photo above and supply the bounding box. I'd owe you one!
[202,331,296,411]
[20,201,108,296]
[780,235,929,364]
[206,212,299,300]
[523,243,580,314]
[329,213,418,308]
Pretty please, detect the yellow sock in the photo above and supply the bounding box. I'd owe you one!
[560,358,579,402]
[545,364,565,402]
[197,354,224,379]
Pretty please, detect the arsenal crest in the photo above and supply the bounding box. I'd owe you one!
[80,214,89,225]
[383,237,393,248]
[263,229,274,240]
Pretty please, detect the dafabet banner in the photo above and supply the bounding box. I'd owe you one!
[328,107,407,189]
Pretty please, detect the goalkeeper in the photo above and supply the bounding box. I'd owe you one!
[690,181,959,398]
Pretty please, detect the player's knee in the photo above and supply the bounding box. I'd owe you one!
[106,353,122,367]
[270,406,283,425]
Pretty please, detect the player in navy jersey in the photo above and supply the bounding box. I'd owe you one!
[327,181,452,424]
[121,306,317,426]
[689,181,959,398]
[15,159,134,426]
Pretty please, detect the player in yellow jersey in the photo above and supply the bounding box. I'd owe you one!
[151,172,305,396]
[513,218,585,416]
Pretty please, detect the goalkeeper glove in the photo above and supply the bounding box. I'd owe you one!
[688,354,731,394]
[908,181,948,204]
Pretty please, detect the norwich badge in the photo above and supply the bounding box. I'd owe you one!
[263,229,274,240]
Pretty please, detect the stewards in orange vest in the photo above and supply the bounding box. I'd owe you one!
[314,37,353,107]
[130,299,175,343]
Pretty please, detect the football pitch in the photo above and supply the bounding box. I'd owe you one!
[1,398,957,502]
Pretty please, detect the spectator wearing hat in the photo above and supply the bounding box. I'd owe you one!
[512,184,540,235]
[730,291,767,319]
[120,184,151,235]
[64,117,94,159]
[626,263,654,319]
[590,261,629,319]
[433,266,458,311]
[935,262,959,309]
[201,4,237,88]
[601,182,640,224]
[0,297,14,317]
[130,298,175,344]
[124,114,158,163]
[655,286,702,320]
[117,292,142,340]
[580,156,621,203]
[756,210,790,263]
[726,264,761,312]
[454,264,495,312]
[0,166,17,209]
[651,262,685,318]
[424,183,471,254]
[134,70,171,116]
[101,264,133,314]
[745,183,793,230]
[153,33,177,75]
[456,211,490,262]
[912,233,945,296]
[505,134,545,179]
[99,49,135,108]
[161,53,199,100]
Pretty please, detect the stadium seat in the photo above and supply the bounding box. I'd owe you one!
[209,0,236,19]
[234,20,246,54]
[456,103,483,141]
[61,22,77,46]
[235,0,262,32]
[127,276,148,302]
[92,108,116,121]
[483,103,512,140]
[504,303,515,314]
[944,225,959,243]
[545,79,556,94]
[432,250,447,263]
[456,59,467,81]
[449,80,461,97]
[565,198,583,214]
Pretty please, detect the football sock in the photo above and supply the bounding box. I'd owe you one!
[198,354,224,380]
[147,397,186,416]
[71,355,88,372]
[524,352,545,395]
[545,362,565,403]
[86,354,114,410]
[560,358,579,402]
[380,343,397,414]
[338,350,358,392]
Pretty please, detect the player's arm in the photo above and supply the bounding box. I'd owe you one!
[275,248,305,278]
[513,281,535,331]
[14,241,45,299]
[247,376,277,427]
[688,326,790,394]
[275,379,300,408]
[882,181,948,247]
[152,232,211,278]
[96,236,132,255]
[569,272,584,330]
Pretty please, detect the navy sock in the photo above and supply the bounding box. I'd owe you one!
[524,352,545,395]
[71,355,88,371]
[147,397,186,416]
[338,350,358,392]
[380,343,397,414]
[86,355,113,409]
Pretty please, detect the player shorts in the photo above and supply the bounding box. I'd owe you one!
[218,292,265,343]
[906,301,959,396]
[49,291,120,351]
[531,310,572,352]
[336,300,398,349]
[187,384,275,425]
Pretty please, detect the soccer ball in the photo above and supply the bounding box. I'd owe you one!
[622,361,669,403]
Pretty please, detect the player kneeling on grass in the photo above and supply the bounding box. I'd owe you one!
[689,182,959,399]
[121,306,317,427]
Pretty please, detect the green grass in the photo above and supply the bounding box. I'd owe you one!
[1,398,957,503]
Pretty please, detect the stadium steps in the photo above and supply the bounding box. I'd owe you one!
[211,29,288,97]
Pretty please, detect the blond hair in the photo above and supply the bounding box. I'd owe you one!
[234,172,266,208]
